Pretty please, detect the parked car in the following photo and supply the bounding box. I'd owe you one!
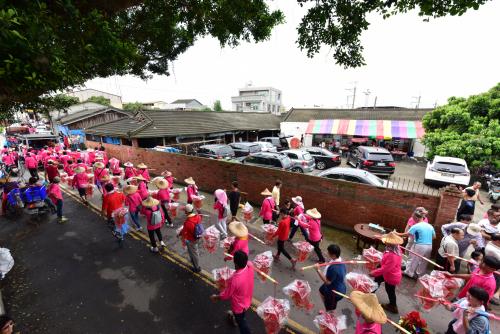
[303,147,341,170]
[259,136,290,151]
[229,142,261,157]
[254,141,277,152]
[196,144,235,159]
[241,152,293,171]
[347,146,395,176]
[424,156,470,187]
[280,149,315,173]
[35,125,52,134]
[318,167,391,187]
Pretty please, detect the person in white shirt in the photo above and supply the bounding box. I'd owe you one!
[436,228,464,273]
[478,209,500,241]
[484,234,500,302]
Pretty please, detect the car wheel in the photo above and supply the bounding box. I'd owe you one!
[291,167,303,173]
[316,161,326,170]
[423,179,429,186]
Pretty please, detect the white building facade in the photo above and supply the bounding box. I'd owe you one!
[231,85,282,115]
[67,89,123,109]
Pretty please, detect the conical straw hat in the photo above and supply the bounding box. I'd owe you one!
[123,185,138,195]
[137,163,147,169]
[184,177,195,185]
[142,196,159,208]
[260,188,272,196]
[380,231,404,245]
[228,221,248,238]
[306,208,321,219]
[350,291,387,324]
[93,162,105,169]
[154,178,169,189]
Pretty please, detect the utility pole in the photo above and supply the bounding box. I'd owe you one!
[373,96,378,109]
[411,95,421,109]
[345,82,357,109]
[363,89,371,107]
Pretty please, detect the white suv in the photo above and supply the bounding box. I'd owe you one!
[424,156,470,187]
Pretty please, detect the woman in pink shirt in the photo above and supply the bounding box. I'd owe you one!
[136,163,150,181]
[47,176,67,223]
[124,185,142,230]
[108,157,121,176]
[351,291,386,334]
[404,207,429,232]
[370,231,403,314]
[154,178,173,227]
[259,188,275,224]
[136,176,149,200]
[298,208,325,263]
[141,196,165,253]
[93,161,109,193]
[24,153,38,179]
[184,177,198,204]
[124,162,137,180]
[161,170,175,189]
[225,220,249,261]
[64,160,75,177]
[214,189,228,238]
[72,166,89,203]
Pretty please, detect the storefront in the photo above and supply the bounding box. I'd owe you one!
[305,119,426,158]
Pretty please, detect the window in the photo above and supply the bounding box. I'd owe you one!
[343,175,362,183]
[367,153,394,161]
[287,153,298,159]
[326,173,342,180]
[433,162,467,174]
[121,138,132,146]
[244,156,258,164]
[270,159,282,168]
[302,153,313,160]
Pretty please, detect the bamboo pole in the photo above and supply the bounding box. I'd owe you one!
[399,245,444,269]
[248,233,266,245]
[224,253,278,284]
[331,289,412,334]
[445,253,500,276]
[301,260,369,271]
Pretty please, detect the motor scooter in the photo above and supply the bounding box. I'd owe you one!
[7,185,51,220]
[487,176,500,203]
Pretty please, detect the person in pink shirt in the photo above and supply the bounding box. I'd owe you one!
[141,196,165,253]
[136,163,150,181]
[211,250,254,334]
[450,255,500,302]
[161,170,175,189]
[108,157,121,176]
[136,175,149,200]
[93,161,109,194]
[72,166,89,204]
[154,178,173,227]
[225,220,249,261]
[124,185,142,231]
[259,188,275,225]
[351,291,386,334]
[214,188,228,238]
[59,151,71,167]
[75,160,88,173]
[288,196,309,241]
[1,152,14,167]
[124,162,137,180]
[64,160,75,177]
[298,208,325,263]
[24,153,38,179]
[184,177,198,204]
[87,149,96,165]
[404,207,429,232]
[47,176,68,223]
[370,232,403,314]
[70,150,81,162]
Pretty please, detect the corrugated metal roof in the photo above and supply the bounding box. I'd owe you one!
[86,110,281,138]
[282,107,432,122]
[58,107,131,125]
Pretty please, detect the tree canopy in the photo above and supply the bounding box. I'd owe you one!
[0,0,491,112]
[123,102,143,111]
[213,100,223,112]
[422,83,500,169]
[85,96,111,106]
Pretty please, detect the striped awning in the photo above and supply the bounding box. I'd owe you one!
[305,119,425,139]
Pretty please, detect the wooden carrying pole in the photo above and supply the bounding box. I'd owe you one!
[301,260,369,271]
[224,253,278,284]
[248,233,266,245]
[399,245,444,269]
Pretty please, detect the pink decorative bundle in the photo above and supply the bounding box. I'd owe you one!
[314,311,347,334]
[150,190,159,200]
[212,267,235,292]
[202,225,220,254]
[256,297,290,334]
[362,247,383,271]
[60,172,68,184]
[85,184,94,196]
[346,272,378,293]
[253,251,273,282]
[192,195,205,210]
[111,175,120,186]
[293,241,314,262]
[65,175,74,185]
[242,202,253,221]
[282,280,314,311]
[112,207,129,226]
[262,224,278,245]
[87,173,95,184]
[168,202,179,218]
[220,236,235,250]
[417,271,464,310]
[171,188,183,201]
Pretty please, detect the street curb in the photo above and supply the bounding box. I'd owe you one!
[59,184,315,334]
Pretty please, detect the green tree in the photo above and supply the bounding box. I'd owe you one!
[85,96,111,106]
[422,83,500,169]
[123,102,143,111]
[213,100,223,112]
[201,106,212,112]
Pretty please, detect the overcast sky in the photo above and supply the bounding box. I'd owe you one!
[84,1,500,110]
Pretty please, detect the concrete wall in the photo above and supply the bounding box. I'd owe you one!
[88,141,462,234]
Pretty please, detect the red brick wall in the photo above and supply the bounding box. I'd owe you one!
[89,141,459,233]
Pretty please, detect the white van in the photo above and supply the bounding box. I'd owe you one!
[424,156,470,187]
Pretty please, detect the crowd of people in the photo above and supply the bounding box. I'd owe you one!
[1,143,500,334]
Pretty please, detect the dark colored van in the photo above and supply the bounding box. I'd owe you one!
[347,146,395,175]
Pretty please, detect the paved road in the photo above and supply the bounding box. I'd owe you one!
[0,195,266,334]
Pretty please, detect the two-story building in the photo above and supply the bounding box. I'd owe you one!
[231,85,282,115]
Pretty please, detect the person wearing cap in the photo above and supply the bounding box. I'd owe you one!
[370,231,403,314]
[214,189,229,239]
[351,291,386,334]
[449,255,500,303]
[436,228,465,273]
[444,286,490,334]
[402,210,435,279]
[136,163,150,181]
[44,159,60,183]
[288,196,309,242]
[124,162,137,180]
[0,314,15,334]
[315,244,346,311]
[93,161,109,194]
[259,188,276,225]
[135,175,149,200]
[273,207,297,269]
[225,219,249,261]
[185,177,198,204]
[228,181,241,218]
[141,195,166,253]
[180,204,202,271]
[155,178,174,227]
[24,152,38,179]
[72,166,90,203]
[298,208,326,263]
[47,176,67,223]
[210,250,254,334]
[124,185,143,231]
[456,188,477,220]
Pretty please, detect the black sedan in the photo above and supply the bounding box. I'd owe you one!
[303,147,341,170]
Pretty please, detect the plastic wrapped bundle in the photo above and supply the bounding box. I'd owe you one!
[346,272,378,293]
[282,280,314,311]
[87,173,95,184]
[417,274,446,310]
[220,236,235,250]
[112,207,129,226]
[314,311,347,334]
[362,247,383,271]
[293,241,314,263]
[111,175,121,186]
[66,175,74,186]
[430,270,464,298]
[168,202,179,218]
[85,184,94,196]
[192,195,205,210]
[202,225,220,254]
[171,188,183,201]
[256,296,290,334]
[60,172,68,184]
[127,178,138,186]
[242,202,254,221]
[262,224,278,245]
[150,190,159,199]
[212,267,235,292]
[253,251,274,282]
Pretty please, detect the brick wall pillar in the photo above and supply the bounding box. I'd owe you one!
[131,139,139,147]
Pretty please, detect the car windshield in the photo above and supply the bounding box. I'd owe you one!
[434,162,467,174]
[363,172,385,186]
[216,147,233,155]
[367,152,393,161]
